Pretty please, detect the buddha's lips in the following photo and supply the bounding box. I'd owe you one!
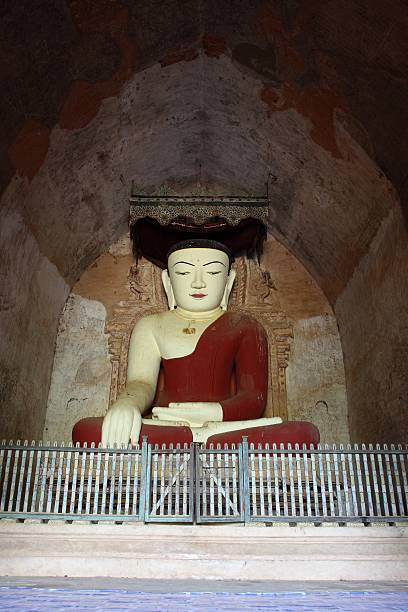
[191,293,207,298]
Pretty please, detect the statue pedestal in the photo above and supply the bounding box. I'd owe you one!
[1,521,407,581]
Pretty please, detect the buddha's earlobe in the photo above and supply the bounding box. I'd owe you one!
[162,269,176,310]
[221,268,236,310]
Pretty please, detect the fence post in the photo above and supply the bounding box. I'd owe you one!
[240,436,250,523]
[139,437,149,522]
[194,443,201,523]
[189,443,195,522]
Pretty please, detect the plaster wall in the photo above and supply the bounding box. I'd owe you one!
[286,317,349,444]
[336,207,408,443]
[43,295,111,443]
[0,200,69,441]
[262,239,349,444]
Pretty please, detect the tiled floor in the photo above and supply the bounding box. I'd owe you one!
[0,581,408,611]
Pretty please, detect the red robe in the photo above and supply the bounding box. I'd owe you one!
[73,312,319,447]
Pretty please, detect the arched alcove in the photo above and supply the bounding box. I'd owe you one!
[1,3,407,444]
[43,232,348,443]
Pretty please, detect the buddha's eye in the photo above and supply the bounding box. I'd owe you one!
[207,270,222,275]
[175,271,191,275]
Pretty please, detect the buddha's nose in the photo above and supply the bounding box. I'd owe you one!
[191,269,206,289]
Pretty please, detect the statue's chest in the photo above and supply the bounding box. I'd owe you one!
[156,319,217,360]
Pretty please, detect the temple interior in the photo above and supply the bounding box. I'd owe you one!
[1,0,407,445]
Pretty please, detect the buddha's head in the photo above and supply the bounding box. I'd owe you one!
[162,239,236,312]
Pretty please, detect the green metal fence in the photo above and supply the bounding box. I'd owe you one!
[1,438,407,524]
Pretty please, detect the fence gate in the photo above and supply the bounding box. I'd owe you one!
[195,444,244,523]
[144,444,194,522]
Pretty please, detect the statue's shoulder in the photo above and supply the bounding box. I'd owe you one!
[225,310,264,327]
[132,310,172,331]
[224,311,267,336]
[130,311,164,334]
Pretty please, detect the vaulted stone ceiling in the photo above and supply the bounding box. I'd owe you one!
[1,1,407,442]
[2,1,408,192]
[1,0,408,290]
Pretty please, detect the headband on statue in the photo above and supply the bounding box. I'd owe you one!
[167,239,234,268]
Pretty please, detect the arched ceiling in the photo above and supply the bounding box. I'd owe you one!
[1,0,407,301]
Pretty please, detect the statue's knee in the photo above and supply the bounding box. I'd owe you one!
[72,417,103,446]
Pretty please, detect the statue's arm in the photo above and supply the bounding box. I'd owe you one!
[102,316,161,446]
[220,318,268,421]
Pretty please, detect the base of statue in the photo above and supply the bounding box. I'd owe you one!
[72,417,320,448]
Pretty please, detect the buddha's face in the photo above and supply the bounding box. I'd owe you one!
[166,247,233,312]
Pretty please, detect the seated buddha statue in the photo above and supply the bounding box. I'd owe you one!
[73,239,319,448]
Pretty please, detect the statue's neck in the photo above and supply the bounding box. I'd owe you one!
[174,305,224,321]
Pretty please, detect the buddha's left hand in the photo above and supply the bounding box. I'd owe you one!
[152,402,223,427]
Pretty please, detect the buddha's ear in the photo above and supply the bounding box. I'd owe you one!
[162,269,176,310]
[221,268,236,311]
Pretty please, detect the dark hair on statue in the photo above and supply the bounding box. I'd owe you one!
[167,239,234,269]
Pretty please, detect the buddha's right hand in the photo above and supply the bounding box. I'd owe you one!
[101,399,142,447]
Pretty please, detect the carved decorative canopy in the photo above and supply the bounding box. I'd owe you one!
[129,193,269,226]
[129,192,269,268]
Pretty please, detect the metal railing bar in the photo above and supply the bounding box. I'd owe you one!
[354,448,366,517]
[167,447,174,517]
[182,448,189,517]
[310,446,320,518]
[398,446,408,515]
[93,448,102,516]
[391,445,404,516]
[317,445,327,517]
[249,445,257,517]
[116,449,125,515]
[295,445,304,518]
[361,444,374,517]
[332,446,343,518]
[69,446,80,514]
[224,446,231,517]
[100,451,109,515]
[384,445,398,517]
[131,452,139,517]
[272,445,280,517]
[15,443,28,513]
[375,445,389,516]
[76,447,87,515]
[339,445,351,518]
[174,448,181,516]
[61,448,71,515]
[45,444,58,514]
[346,444,358,517]
[229,446,408,456]
[217,449,223,517]
[7,442,20,512]
[124,450,131,516]
[23,444,36,514]
[369,444,381,517]
[303,446,312,517]
[264,446,273,517]
[38,447,50,514]
[53,449,65,514]
[231,446,239,517]
[325,446,335,516]
[287,444,296,517]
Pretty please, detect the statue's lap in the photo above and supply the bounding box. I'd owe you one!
[72,417,320,447]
